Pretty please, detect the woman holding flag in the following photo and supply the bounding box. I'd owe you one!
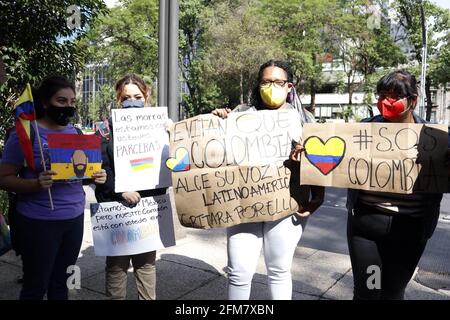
[0,76,107,300]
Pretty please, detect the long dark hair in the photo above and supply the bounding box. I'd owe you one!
[250,60,294,110]
[33,76,75,119]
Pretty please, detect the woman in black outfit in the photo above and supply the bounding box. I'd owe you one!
[346,70,450,299]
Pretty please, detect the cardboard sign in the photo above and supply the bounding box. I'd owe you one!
[300,122,448,194]
[90,194,176,256]
[112,107,171,192]
[168,109,303,229]
[47,133,102,180]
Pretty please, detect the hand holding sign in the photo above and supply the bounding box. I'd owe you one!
[92,169,107,184]
[300,123,448,194]
[290,142,304,162]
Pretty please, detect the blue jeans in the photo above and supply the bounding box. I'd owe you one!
[17,213,84,300]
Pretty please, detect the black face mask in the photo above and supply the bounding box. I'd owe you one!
[121,99,145,109]
[46,105,76,126]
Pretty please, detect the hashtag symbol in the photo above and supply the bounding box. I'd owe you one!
[353,130,373,150]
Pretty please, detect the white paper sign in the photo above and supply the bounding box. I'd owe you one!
[112,107,171,192]
[90,194,176,256]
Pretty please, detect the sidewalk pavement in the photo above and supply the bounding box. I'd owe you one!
[0,186,449,300]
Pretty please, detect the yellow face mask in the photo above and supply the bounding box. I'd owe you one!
[260,86,286,109]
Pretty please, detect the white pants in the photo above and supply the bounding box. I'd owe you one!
[226,214,307,300]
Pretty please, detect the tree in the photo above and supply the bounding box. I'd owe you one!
[329,0,406,118]
[259,0,339,114]
[178,0,223,117]
[0,0,107,139]
[81,0,159,82]
[394,0,449,120]
[429,34,450,86]
[202,0,285,108]
[357,6,406,116]
[0,0,106,215]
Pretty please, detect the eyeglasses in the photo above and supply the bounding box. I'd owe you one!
[259,80,289,89]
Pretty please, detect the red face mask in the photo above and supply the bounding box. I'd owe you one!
[377,97,408,120]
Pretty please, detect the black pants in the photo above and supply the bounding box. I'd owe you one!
[17,213,84,300]
[347,202,429,300]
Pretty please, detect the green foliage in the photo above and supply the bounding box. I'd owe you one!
[81,0,159,82]
[429,33,450,86]
[202,0,285,107]
[0,0,106,215]
[0,0,107,139]
[259,0,338,91]
[3,0,448,123]
[178,0,224,116]
[394,0,449,120]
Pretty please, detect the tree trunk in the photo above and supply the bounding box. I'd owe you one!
[425,75,433,121]
[308,53,317,114]
[239,71,244,105]
[348,73,353,105]
[309,79,316,114]
[346,73,354,122]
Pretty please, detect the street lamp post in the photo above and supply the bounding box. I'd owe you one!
[158,0,168,108]
[158,0,179,122]
[168,0,179,122]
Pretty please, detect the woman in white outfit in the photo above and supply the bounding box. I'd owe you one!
[213,60,324,300]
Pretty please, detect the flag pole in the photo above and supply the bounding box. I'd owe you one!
[32,120,54,210]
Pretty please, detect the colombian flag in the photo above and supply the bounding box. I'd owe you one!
[47,134,102,180]
[130,157,154,171]
[13,84,36,170]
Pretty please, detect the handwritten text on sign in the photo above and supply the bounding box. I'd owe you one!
[90,194,176,256]
[300,123,448,193]
[167,110,302,229]
[112,107,171,192]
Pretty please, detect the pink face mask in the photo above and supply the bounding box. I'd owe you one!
[377,97,409,120]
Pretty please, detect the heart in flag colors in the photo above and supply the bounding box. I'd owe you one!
[166,148,190,172]
[304,136,345,175]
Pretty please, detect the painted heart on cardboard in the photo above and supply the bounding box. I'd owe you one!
[304,136,345,175]
[166,147,190,172]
